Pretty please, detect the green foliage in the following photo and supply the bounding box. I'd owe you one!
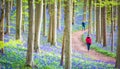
[0,41,4,49]
[91,45,116,58]
[0,39,23,49]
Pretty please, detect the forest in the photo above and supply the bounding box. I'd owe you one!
[0,0,120,69]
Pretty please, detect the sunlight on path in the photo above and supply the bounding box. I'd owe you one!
[72,30,115,63]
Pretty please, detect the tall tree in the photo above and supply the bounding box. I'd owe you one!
[26,0,35,66]
[60,29,66,66]
[83,0,87,22]
[93,0,96,32]
[5,0,10,34]
[57,0,61,30]
[48,2,52,43]
[64,0,72,69]
[16,0,22,40]
[51,0,57,46]
[34,0,43,52]
[115,0,120,68]
[0,0,5,54]
[22,0,26,32]
[101,1,107,47]
[72,1,75,25]
[96,0,101,43]
[88,0,92,34]
[114,0,118,31]
[111,2,114,52]
[43,0,46,36]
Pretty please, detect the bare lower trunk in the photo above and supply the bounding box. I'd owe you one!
[34,0,43,52]
[5,1,10,34]
[26,0,35,66]
[64,0,72,69]
[16,0,22,40]
[60,29,66,66]
[57,0,61,30]
[115,1,120,68]
[43,0,46,36]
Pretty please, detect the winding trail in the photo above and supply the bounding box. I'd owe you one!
[72,30,115,63]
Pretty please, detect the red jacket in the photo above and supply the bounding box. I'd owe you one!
[86,37,92,44]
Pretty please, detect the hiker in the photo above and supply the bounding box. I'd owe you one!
[85,35,92,51]
[82,22,85,30]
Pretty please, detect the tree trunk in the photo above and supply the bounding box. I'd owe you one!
[115,1,120,68]
[10,0,13,10]
[43,0,46,36]
[64,0,72,69]
[60,29,66,66]
[93,0,96,32]
[111,3,114,52]
[5,0,10,34]
[83,0,87,22]
[34,0,43,52]
[48,1,52,43]
[57,0,61,30]
[51,0,57,46]
[0,0,5,54]
[22,1,25,32]
[114,0,118,31]
[16,0,22,40]
[88,0,92,34]
[101,5,107,47]
[26,0,35,66]
[72,1,75,25]
[96,0,101,43]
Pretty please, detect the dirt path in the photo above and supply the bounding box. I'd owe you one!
[72,30,115,63]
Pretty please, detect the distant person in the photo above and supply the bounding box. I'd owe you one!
[82,22,85,30]
[85,35,92,51]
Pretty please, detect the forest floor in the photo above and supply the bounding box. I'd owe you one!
[72,30,115,63]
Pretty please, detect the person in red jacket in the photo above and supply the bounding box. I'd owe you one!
[86,35,92,51]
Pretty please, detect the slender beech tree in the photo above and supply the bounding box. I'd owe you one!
[64,0,72,68]
[101,1,107,47]
[22,0,26,32]
[114,0,118,31]
[60,29,66,66]
[115,0,120,68]
[48,2,53,43]
[34,0,43,52]
[111,2,114,52]
[88,0,92,34]
[93,0,96,32]
[26,0,35,66]
[16,0,22,40]
[72,1,75,25]
[0,0,5,54]
[43,0,47,36]
[57,0,61,30]
[10,0,13,10]
[83,0,87,22]
[96,0,101,43]
[51,0,57,46]
[5,0,10,34]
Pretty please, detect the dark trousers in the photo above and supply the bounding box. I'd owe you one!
[82,26,85,30]
[87,43,91,51]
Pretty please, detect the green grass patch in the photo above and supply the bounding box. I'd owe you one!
[91,45,116,58]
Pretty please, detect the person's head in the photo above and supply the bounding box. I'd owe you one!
[87,34,90,38]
